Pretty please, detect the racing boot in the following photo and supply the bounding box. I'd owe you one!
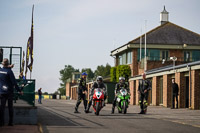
[102,100,106,107]
[138,110,145,114]
[74,107,80,113]
[111,106,115,114]
[85,101,92,113]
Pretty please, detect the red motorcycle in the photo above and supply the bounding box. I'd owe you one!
[92,88,105,115]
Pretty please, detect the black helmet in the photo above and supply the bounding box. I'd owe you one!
[96,76,103,82]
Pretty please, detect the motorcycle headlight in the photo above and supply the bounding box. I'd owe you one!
[121,90,127,96]
[96,92,102,99]
[117,98,121,102]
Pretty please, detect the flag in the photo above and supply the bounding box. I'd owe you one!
[28,5,34,72]
[25,37,31,78]
[25,5,34,78]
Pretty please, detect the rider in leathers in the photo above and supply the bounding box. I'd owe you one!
[85,76,107,113]
[111,77,129,114]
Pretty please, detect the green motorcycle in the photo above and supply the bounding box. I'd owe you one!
[116,88,130,114]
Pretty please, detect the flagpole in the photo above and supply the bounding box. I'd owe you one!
[144,20,147,72]
[140,27,142,62]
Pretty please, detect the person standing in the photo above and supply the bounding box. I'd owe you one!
[138,73,151,114]
[0,58,22,126]
[38,88,42,104]
[74,72,88,113]
[172,79,179,109]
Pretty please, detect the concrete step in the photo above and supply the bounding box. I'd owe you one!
[4,100,37,125]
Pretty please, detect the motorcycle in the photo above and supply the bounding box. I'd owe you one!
[92,88,105,116]
[116,88,130,114]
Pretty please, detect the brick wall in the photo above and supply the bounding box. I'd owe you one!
[66,83,77,98]
[71,86,78,100]
[163,74,172,107]
[152,76,160,105]
[129,80,134,105]
[191,70,200,109]
[170,49,183,61]
[66,83,71,97]
[115,55,119,66]
[135,80,139,105]
[132,49,138,76]
[129,49,186,77]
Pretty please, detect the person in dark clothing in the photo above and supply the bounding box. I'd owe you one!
[74,72,88,113]
[111,77,129,114]
[38,88,42,104]
[0,58,22,126]
[85,76,107,113]
[138,73,151,114]
[172,78,179,109]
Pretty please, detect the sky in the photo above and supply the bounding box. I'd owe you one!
[0,0,200,93]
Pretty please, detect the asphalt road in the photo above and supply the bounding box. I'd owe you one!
[37,99,200,133]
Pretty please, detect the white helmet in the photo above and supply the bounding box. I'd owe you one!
[96,76,103,82]
[119,77,125,81]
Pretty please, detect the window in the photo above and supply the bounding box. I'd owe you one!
[192,50,200,61]
[119,56,122,65]
[137,49,148,61]
[122,53,127,65]
[162,50,169,61]
[118,51,132,65]
[75,74,80,79]
[149,49,160,61]
[137,49,160,61]
[184,51,191,62]
[127,51,132,64]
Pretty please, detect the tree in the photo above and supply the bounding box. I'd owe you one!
[81,68,94,80]
[58,65,79,95]
[43,92,48,95]
[94,63,111,78]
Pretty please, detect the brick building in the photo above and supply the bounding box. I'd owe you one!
[111,7,200,76]
[129,61,200,109]
[110,7,200,109]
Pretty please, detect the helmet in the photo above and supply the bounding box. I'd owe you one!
[82,72,87,76]
[96,76,103,82]
[119,77,125,81]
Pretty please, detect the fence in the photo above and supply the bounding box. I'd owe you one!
[0,46,22,78]
[15,79,35,106]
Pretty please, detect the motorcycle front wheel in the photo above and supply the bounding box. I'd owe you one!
[95,102,100,116]
[122,101,127,114]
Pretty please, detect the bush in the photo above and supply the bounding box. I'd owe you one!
[110,67,117,82]
[111,65,131,82]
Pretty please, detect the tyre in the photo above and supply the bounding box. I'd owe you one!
[96,102,100,116]
[118,102,122,113]
[118,108,122,113]
[123,101,127,114]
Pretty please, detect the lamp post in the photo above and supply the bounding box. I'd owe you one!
[170,56,177,70]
